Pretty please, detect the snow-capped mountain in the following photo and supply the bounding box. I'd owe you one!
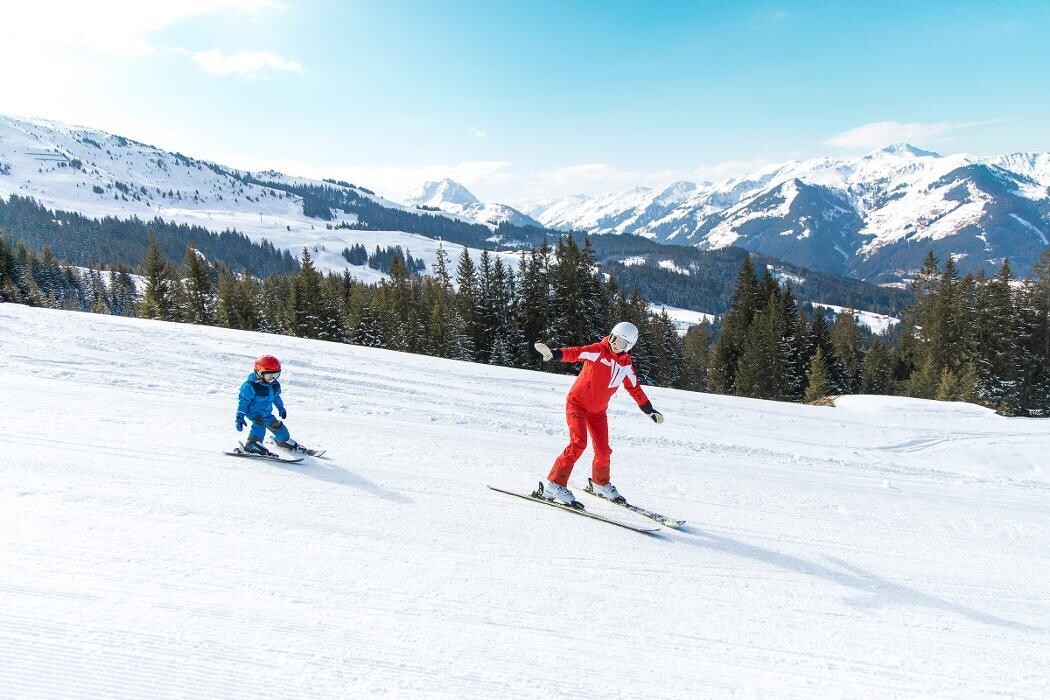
[528,145,1050,283]
[0,114,527,278]
[526,181,700,234]
[406,178,541,227]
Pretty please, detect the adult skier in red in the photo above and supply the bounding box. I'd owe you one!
[534,321,664,506]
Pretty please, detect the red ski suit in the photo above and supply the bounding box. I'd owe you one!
[548,337,651,487]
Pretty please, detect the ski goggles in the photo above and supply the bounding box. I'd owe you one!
[259,371,281,382]
[610,334,631,352]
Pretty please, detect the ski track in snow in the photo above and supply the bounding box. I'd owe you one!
[2,304,1049,698]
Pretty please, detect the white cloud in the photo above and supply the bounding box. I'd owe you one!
[191,50,303,77]
[1,1,284,58]
[471,128,489,140]
[0,0,292,122]
[824,120,1002,149]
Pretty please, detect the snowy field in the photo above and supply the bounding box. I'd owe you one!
[650,304,717,335]
[2,303,1049,698]
[811,302,900,335]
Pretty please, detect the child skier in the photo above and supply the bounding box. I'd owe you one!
[534,321,664,506]
[235,355,303,457]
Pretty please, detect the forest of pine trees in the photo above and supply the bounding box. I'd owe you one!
[3,227,1048,416]
[701,251,1050,416]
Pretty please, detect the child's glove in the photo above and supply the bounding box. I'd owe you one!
[534,342,554,362]
[278,406,287,419]
[236,412,247,432]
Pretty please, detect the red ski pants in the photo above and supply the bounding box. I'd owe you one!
[548,402,612,486]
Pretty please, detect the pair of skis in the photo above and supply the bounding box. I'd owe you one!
[488,479,685,535]
[224,441,326,464]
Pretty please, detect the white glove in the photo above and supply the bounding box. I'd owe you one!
[650,410,664,424]
[534,342,553,362]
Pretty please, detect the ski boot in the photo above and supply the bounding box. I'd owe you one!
[275,439,326,458]
[587,478,626,504]
[537,480,583,509]
[243,438,276,457]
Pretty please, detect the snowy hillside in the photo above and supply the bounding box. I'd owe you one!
[0,115,511,278]
[3,303,1049,698]
[406,178,541,228]
[529,144,1050,282]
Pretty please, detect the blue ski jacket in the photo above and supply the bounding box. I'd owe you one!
[237,372,286,419]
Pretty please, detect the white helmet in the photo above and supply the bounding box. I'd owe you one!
[609,321,639,353]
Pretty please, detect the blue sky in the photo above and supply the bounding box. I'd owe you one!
[2,0,1047,204]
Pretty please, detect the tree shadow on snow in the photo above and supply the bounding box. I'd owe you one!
[676,526,1036,632]
[272,460,412,504]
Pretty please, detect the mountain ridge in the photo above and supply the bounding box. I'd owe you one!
[527,144,1050,282]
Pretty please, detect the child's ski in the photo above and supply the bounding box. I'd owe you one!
[225,444,304,464]
[582,478,685,528]
[488,483,660,535]
[281,443,326,458]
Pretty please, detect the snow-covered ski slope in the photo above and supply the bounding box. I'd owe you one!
[2,303,1048,698]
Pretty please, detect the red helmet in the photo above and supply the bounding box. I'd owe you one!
[254,355,282,374]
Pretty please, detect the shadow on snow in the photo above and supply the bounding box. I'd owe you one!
[675,525,1037,633]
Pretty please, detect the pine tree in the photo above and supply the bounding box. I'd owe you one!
[707,255,761,394]
[860,338,892,394]
[646,311,684,388]
[680,323,711,392]
[514,246,552,368]
[779,283,803,400]
[182,244,215,325]
[735,294,787,399]
[975,261,1022,413]
[455,247,479,361]
[139,233,181,321]
[289,248,327,339]
[804,347,833,403]
[475,250,497,362]
[830,309,862,394]
[908,355,940,399]
[808,309,846,393]
[108,265,138,317]
[1026,249,1050,414]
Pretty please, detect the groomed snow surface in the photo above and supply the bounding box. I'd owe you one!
[2,304,1049,698]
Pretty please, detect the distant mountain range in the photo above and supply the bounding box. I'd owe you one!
[2,112,1036,321]
[523,144,1050,283]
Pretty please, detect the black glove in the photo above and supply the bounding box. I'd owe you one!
[278,406,287,419]
[236,412,246,432]
[640,402,665,424]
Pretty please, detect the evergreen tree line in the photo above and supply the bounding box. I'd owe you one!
[0,231,691,388]
[698,251,1050,416]
[5,222,1047,416]
[588,234,913,316]
[341,244,426,274]
[0,195,298,276]
[0,233,138,315]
